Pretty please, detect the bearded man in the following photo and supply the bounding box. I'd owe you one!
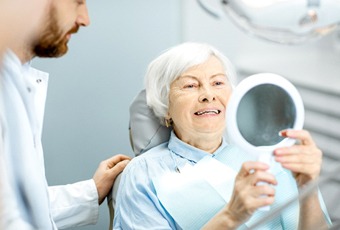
[0,0,130,229]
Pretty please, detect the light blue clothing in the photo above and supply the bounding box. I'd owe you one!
[113,131,331,230]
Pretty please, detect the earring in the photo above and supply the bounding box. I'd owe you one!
[165,118,172,128]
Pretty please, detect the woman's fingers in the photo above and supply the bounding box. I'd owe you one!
[279,129,316,146]
[226,161,277,223]
[234,162,277,202]
[275,129,322,185]
[238,161,269,176]
[238,162,276,184]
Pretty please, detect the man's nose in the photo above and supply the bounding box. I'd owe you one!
[77,4,90,27]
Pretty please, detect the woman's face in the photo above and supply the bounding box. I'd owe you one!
[168,55,232,141]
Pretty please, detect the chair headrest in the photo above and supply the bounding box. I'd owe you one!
[129,89,171,156]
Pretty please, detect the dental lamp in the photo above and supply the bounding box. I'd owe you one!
[197,0,340,44]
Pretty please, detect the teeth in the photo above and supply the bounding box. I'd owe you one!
[195,110,220,115]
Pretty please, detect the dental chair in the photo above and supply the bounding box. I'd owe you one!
[107,89,171,230]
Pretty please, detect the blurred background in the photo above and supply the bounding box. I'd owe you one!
[32,0,340,229]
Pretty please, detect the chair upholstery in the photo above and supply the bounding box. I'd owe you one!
[128,89,171,156]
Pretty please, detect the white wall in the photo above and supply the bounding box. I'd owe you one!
[33,1,181,229]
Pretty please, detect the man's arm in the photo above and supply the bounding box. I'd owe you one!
[49,154,130,229]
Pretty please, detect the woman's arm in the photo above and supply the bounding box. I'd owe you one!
[299,189,328,229]
[274,130,329,229]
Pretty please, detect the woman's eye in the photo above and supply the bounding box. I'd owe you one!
[183,83,197,89]
[214,81,224,86]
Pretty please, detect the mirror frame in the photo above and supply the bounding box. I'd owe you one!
[226,73,305,156]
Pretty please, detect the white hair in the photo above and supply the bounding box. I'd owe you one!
[144,42,237,125]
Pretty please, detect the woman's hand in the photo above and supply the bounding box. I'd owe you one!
[224,161,277,227]
[274,129,322,187]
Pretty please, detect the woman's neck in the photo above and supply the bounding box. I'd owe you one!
[174,130,223,154]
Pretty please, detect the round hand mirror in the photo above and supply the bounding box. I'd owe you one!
[227,73,304,167]
[226,73,304,210]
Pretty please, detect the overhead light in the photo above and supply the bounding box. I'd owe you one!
[197,0,340,44]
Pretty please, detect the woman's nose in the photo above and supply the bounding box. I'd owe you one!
[198,87,216,102]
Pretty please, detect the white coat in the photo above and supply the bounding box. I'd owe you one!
[0,51,99,229]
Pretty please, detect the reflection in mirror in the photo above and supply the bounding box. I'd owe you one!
[236,84,296,146]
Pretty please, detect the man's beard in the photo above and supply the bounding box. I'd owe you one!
[32,9,78,58]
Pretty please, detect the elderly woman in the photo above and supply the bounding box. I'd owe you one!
[113,42,331,229]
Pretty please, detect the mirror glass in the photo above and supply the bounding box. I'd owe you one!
[236,84,296,146]
[226,73,304,156]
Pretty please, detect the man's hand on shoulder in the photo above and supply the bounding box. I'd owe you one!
[93,154,131,205]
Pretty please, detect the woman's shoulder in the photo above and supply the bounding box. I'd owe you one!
[124,142,173,176]
[135,142,169,161]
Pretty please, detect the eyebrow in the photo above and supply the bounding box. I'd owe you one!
[179,73,227,80]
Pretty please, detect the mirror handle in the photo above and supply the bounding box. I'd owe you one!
[256,152,273,211]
